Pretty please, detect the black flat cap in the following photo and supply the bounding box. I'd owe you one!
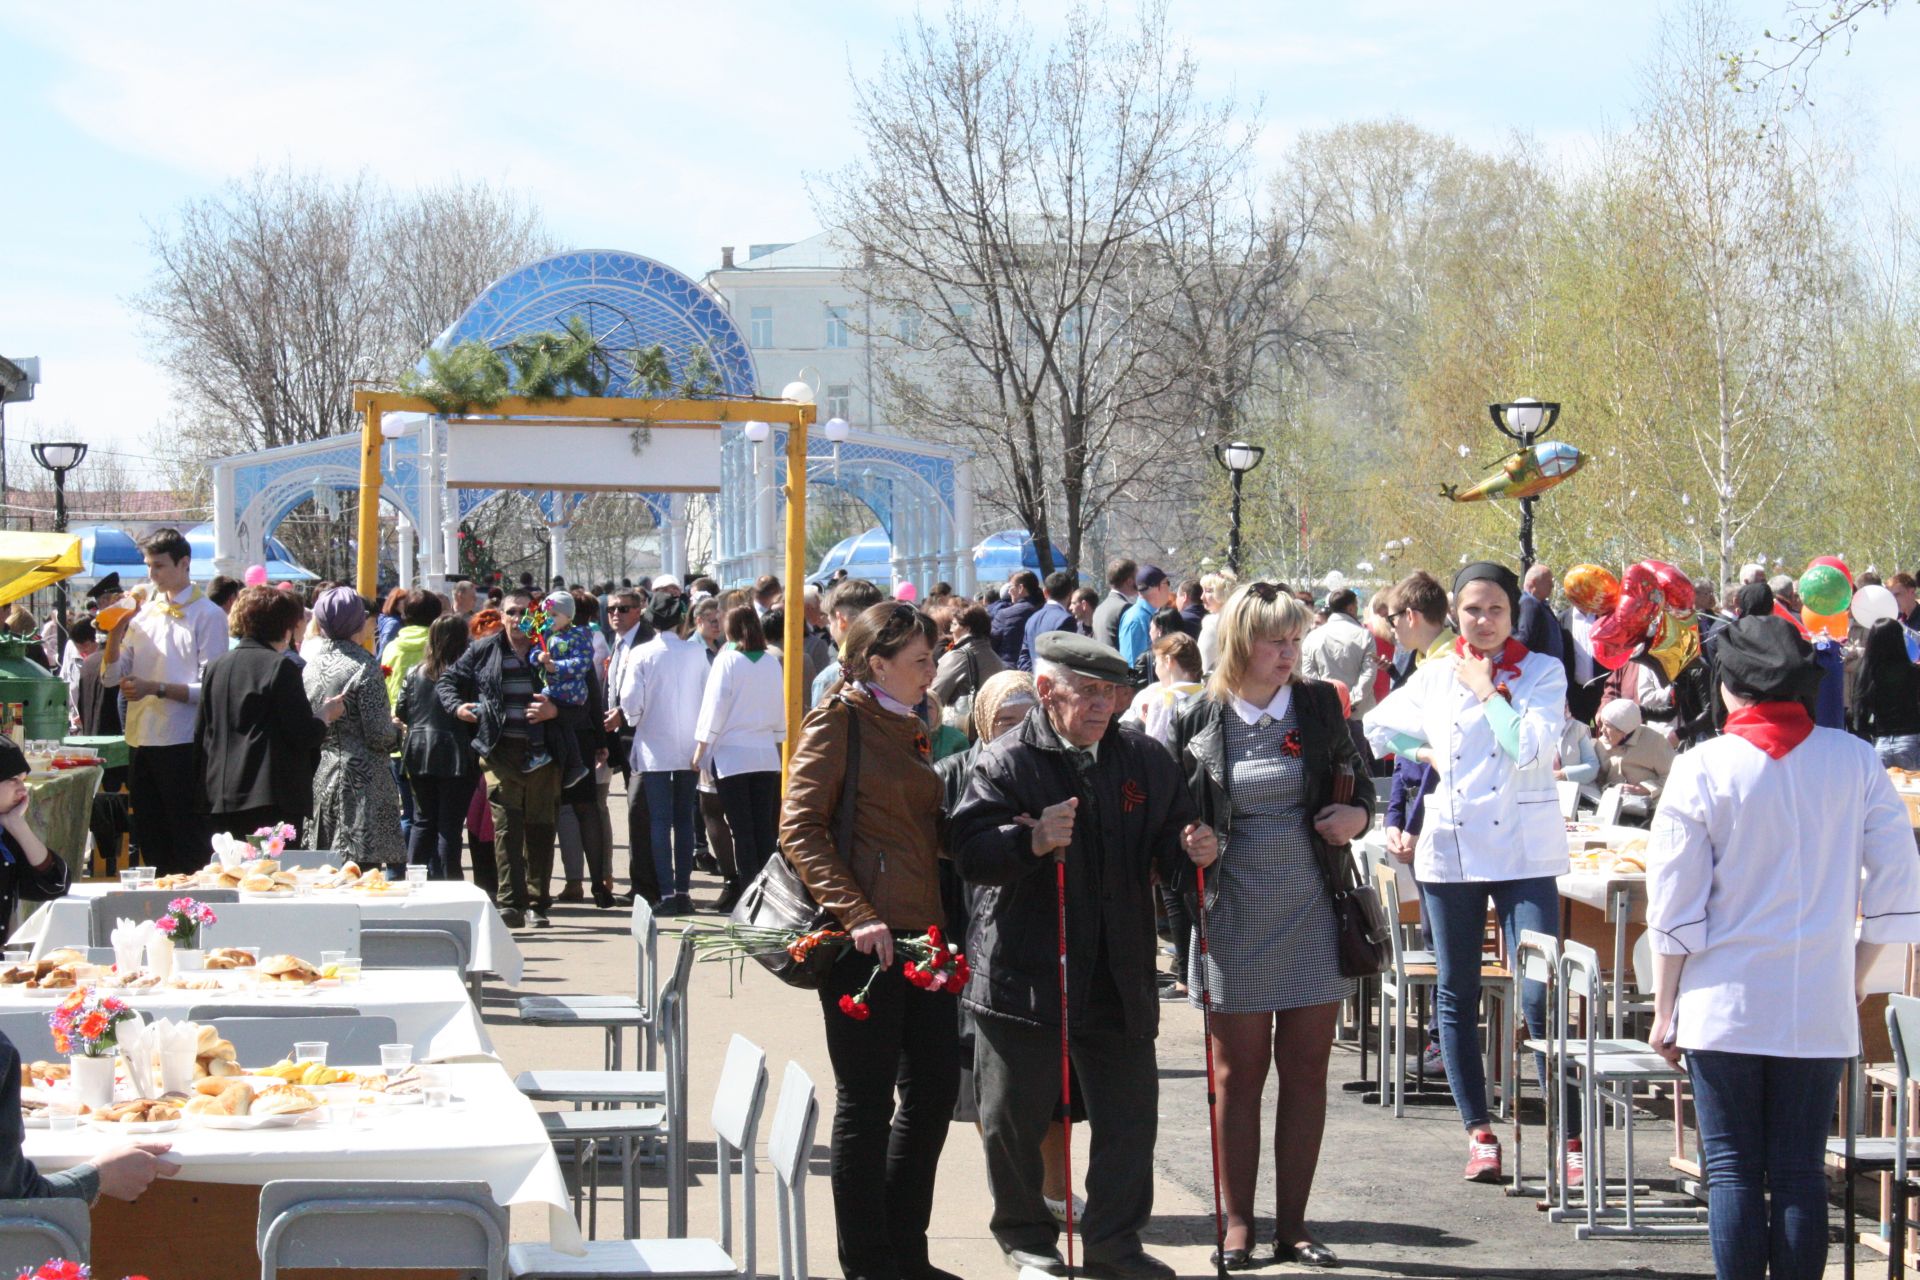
[1718,614,1822,705]
[1034,631,1134,684]
[644,592,686,632]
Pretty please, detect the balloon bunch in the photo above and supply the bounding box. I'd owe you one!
[516,604,558,656]
[1563,560,1701,680]
[1798,556,1852,642]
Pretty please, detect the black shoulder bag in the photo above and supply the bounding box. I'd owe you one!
[730,701,862,989]
[1310,745,1391,979]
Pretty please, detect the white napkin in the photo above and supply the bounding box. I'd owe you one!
[110,918,153,973]
[211,832,247,871]
[148,1018,201,1095]
[117,1013,154,1098]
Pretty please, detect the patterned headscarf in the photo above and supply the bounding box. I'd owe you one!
[312,586,368,642]
[972,670,1038,743]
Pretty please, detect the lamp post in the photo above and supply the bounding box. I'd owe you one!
[30,441,87,635]
[1488,397,1561,573]
[1213,440,1265,574]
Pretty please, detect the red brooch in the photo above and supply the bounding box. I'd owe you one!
[1281,730,1303,757]
[1121,780,1146,813]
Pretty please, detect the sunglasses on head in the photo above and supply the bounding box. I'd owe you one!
[1246,582,1282,602]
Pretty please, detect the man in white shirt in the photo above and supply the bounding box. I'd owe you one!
[97,527,230,873]
[620,594,711,915]
[602,588,657,905]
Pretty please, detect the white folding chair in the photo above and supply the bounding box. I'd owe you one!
[203,902,362,962]
[1511,930,1560,1203]
[767,1062,819,1280]
[516,933,692,1113]
[518,897,659,1069]
[509,1035,770,1280]
[1372,861,1439,1117]
[1550,940,1705,1238]
[257,1179,507,1278]
[360,928,468,974]
[212,1014,399,1067]
[87,887,240,946]
[0,1010,61,1061]
[1557,780,1580,820]
[275,849,341,870]
[363,917,481,1003]
[0,1197,89,1272]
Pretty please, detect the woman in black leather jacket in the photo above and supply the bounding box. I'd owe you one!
[398,615,479,879]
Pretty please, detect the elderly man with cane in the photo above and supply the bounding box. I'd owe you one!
[952,632,1215,1279]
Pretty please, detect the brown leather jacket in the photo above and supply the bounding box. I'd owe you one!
[781,687,946,932]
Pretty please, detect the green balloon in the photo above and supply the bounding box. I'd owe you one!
[1799,563,1852,616]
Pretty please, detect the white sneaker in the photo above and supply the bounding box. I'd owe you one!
[1044,1192,1085,1225]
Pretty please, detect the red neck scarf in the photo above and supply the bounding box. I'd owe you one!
[1454,636,1529,680]
[1724,702,1814,759]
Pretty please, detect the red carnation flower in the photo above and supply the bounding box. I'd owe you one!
[837,994,871,1021]
[926,925,943,950]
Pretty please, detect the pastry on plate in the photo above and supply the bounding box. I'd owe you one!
[253,1084,319,1116]
[258,955,322,985]
[203,948,258,970]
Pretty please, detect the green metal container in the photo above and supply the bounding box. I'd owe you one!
[0,636,72,742]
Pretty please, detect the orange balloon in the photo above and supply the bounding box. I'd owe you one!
[1563,564,1621,615]
[1802,607,1849,642]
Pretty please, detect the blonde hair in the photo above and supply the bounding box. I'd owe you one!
[1208,584,1313,702]
[1200,569,1238,595]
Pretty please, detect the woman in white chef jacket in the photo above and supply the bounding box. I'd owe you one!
[1363,561,1578,1186]
[1647,615,1920,1280]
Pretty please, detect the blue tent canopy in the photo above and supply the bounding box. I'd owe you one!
[972,529,1068,579]
[811,526,894,585]
[68,523,316,584]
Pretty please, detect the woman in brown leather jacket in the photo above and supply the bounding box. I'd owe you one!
[782,601,959,1280]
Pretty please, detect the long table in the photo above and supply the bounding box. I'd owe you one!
[15,879,524,985]
[26,1062,583,1277]
[0,968,492,1061]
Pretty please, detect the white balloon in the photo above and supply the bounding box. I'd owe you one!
[1852,583,1899,628]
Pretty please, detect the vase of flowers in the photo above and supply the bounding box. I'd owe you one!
[152,897,216,973]
[50,988,135,1109]
[247,822,295,859]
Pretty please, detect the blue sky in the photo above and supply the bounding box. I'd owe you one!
[3,0,1917,469]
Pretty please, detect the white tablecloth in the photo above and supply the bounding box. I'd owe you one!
[0,968,491,1061]
[26,1062,583,1254]
[15,881,524,985]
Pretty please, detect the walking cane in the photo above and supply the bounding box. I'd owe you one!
[1195,862,1228,1279]
[1054,848,1075,1276]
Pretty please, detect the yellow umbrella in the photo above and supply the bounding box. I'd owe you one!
[0,531,84,609]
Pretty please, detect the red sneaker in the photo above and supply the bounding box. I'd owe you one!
[1464,1130,1503,1183]
[1563,1137,1585,1191]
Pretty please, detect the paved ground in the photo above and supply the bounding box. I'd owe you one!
[480,786,1865,1277]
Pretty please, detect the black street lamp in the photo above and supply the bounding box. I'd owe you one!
[30,441,87,635]
[1488,398,1561,572]
[1214,440,1265,574]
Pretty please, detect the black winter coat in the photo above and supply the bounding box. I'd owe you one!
[193,639,326,819]
[1167,679,1376,912]
[949,707,1196,1040]
[435,632,547,760]
[398,665,478,780]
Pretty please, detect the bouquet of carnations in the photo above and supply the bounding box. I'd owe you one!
[49,987,137,1058]
[247,821,295,857]
[16,1263,149,1280]
[689,923,970,1021]
[154,896,217,948]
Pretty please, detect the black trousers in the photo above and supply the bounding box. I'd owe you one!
[715,770,780,885]
[620,770,660,904]
[130,743,207,875]
[974,1012,1160,1264]
[818,951,960,1280]
[409,773,476,880]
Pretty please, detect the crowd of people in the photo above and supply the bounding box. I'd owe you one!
[11,526,1915,1280]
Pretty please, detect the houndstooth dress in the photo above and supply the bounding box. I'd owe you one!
[1189,702,1351,1013]
[302,639,406,868]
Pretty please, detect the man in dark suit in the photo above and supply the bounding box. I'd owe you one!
[1517,565,1565,660]
[1091,557,1137,650]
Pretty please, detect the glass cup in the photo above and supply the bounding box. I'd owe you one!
[293,1041,328,1067]
[379,1043,413,1080]
[404,865,429,888]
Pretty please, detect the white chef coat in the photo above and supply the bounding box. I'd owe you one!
[695,646,786,778]
[621,631,710,773]
[96,585,229,749]
[1645,726,1920,1058]
[1363,647,1569,883]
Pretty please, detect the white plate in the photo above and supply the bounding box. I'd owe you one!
[239,890,298,901]
[89,1116,181,1134]
[197,1110,314,1129]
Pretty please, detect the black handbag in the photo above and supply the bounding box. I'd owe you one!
[729,699,862,989]
[1311,762,1391,978]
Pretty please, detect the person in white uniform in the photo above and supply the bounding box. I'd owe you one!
[1363,561,1580,1186]
[1647,615,1920,1280]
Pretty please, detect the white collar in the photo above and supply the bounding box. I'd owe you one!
[1230,685,1292,727]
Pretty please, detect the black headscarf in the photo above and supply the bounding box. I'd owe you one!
[1716,615,1822,709]
[1732,582,1775,620]
[1452,561,1522,618]
[0,739,27,784]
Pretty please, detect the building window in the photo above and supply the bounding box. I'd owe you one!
[749,306,773,348]
[824,306,849,348]
[895,311,922,345]
[826,384,852,421]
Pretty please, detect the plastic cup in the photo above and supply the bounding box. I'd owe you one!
[46,1112,79,1133]
[424,1086,451,1109]
[293,1041,328,1067]
[336,956,362,984]
[379,1043,413,1079]
[119,869,141,888]
[136,867,156,886]
[405,865,429,888]
[319,950,346,980]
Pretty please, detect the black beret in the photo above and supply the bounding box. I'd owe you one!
[1717,615,1822,705]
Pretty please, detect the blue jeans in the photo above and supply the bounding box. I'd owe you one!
[1422,875,1578,1136]
[1688,1051,1843,1280]
[643,770,698,897]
